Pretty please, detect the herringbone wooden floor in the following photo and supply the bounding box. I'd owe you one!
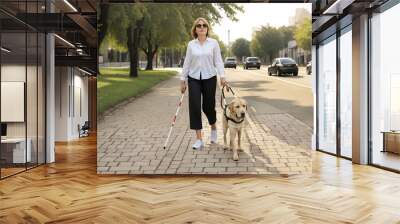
[1,134,400,223]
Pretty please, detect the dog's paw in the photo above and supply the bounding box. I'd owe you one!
[233,154,239,161]
[223,145,229,150]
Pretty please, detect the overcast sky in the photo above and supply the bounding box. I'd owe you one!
[213,3,311,45]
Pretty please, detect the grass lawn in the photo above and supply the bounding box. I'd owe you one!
[98,67,177,114]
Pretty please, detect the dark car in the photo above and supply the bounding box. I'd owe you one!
[244,57,261,69]
[306,61,312,75]
[224,57,237,69]
[268,57,298,76]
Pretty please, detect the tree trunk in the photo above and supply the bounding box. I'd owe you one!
[144,43,158,70]
[144,35,152,70]
[98,4,109,47]
[145,48,153,70]
[143,31,155,71]
[127,19,144,78]
[127,26,138,78]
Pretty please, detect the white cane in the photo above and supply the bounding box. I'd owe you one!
[163,92,185,149]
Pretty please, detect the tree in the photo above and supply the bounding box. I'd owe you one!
[140,4,187,70]
[180,3,244,26]
[98,4,109,47]
[101,3,244,75]
[294,19,311,51]
[103,4,146,77]
[278,26,294,48]
[141,3,243,70]
[231,38,251,61]
[250,25,285,64]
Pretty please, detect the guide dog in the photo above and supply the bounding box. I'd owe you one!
[222,97,248,161]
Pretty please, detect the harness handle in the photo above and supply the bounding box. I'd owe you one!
[221,84,235,107]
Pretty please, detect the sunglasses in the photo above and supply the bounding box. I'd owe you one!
[196,23,208,29]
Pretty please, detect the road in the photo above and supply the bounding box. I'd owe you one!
[158,66,313,128]
[223,66,313,128]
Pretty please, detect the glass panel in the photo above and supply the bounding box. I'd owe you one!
[371,4,400,171]
[281,58,296,64]
[318,35,337,154]
[1,26,27,177]
[340,27,352,158]
[0,0,46,178]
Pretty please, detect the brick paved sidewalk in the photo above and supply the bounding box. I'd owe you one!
[97,74,312,175]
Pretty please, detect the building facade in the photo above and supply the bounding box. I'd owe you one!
[312,0,400,172]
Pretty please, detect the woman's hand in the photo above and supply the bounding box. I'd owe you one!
[220,77,227,87]
[180,80,187,93]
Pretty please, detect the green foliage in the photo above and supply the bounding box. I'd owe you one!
[231,38,251,61]
[100,4,146,52]
[103,3,243,51]
[251,25,286,63]
[182,3,244,28]
[278,26,295,47]
[141,4,187,50]
[294,19,311,51]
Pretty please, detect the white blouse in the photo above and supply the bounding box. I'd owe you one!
[180,37,225,81]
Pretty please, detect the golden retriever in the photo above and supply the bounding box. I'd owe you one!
[222,97,248,161]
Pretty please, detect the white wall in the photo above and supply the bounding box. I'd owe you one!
[55,66,70,141]
[72,71,89,137]
[1,64,26,81]
[55,67,89,141]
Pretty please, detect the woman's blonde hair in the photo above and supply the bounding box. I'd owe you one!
[191,17,210,39]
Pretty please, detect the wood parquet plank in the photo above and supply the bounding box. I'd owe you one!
[1,134,400,223]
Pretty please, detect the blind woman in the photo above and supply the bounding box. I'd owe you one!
[180,17,227,150]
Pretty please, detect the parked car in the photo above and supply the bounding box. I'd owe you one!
[306,61,312,75]
[244,57,261,69]
[268,57,298,76]
[224,57,237,69]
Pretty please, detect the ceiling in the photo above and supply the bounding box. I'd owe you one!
[0,0,97,74]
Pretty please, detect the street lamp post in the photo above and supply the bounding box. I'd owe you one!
[228,29,230,57]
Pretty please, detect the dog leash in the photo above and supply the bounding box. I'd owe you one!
[220,84,235,109]
[220,84,245,124]
[163,92,185,149]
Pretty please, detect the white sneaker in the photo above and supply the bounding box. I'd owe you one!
[192,139,204,150]
[210,129,217,143]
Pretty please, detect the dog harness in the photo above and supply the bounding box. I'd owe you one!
[223,106,245,124]
[221,85,245,124]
